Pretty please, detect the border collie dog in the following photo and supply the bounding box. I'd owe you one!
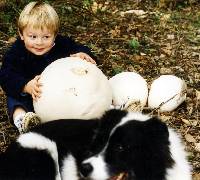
[0,109,191,180]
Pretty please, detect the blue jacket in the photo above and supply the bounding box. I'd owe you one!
[0,35,97,99]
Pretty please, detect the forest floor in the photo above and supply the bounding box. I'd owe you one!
[0,0,199,179]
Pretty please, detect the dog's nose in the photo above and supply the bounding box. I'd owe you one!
[80,162,93,177]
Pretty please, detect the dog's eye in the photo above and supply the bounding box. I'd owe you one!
[116,145,124,152]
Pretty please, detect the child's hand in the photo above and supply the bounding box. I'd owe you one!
[23,75,42,101]
[70,52,96,65]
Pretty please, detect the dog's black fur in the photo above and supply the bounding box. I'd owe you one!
[0,109,190,180]
[0,119,99,180]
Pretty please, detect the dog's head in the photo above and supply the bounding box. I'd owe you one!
[80,109,174,180]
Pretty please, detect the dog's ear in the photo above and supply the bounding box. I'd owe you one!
[144,117,175,170]
[144,117,170,150]
[100,109,127,131]
[145,117,169,140]
[89,109,127,154]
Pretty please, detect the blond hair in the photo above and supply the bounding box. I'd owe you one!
[18,1,59,35]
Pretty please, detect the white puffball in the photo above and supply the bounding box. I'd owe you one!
[148,75,187,112]
[109,72,148,110]
[33,57,112,122]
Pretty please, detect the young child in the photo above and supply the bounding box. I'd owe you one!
[0,1,97,134]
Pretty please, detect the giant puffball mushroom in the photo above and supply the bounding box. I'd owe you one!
[33,57,112,122]
[148,75,187,112]
[109,72,148,111]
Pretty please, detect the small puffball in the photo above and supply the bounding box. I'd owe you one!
[148,75,187,112]
[33,57,112,122]
[109,72,148,111]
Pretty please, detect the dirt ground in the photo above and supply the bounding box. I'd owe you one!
[0,0,199,179]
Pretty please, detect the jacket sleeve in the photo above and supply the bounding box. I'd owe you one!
[0,41,29,98]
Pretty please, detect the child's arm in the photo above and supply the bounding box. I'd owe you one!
[70,52,96,64]
[0,40,30,98]
[56,35,98,64]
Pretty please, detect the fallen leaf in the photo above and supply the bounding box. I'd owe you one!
[161,48,172,56]
[8,37,17,44]
[0,0,6,9]
[196,90,200,100]
[160,115,171,122]
[109,26,121,38]
[133,55,143,61]
[140,52,146,56]
[120,10,146,17]
[191,120,198,126]
[131,10,146,16]
[92,2,106,13]
[193,173,200,180]
[181,118,191,125]
[185,134,196,143]
[160,67,173,74]
[167,34,175,40]
[161,43,172,56]
[160,14,171,27]
[195,143,200,152]
[160,54,166,58]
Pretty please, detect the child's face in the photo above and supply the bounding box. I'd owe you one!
[20,26,55,56]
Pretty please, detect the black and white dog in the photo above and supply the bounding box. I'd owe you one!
[0,109,191,180]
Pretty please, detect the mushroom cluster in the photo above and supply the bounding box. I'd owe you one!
[34,58,187,123]
[109,72,187,112]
